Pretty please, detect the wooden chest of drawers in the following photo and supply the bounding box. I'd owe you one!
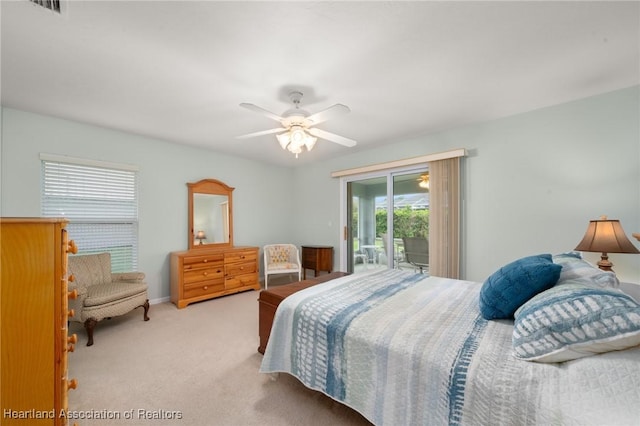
[171,246,260,308]
[301,245,333,279]
[1,218,78,426]
[258,271,349,354]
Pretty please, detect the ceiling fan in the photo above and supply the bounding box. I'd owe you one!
[417,173,430,190]
[237,91,357,158]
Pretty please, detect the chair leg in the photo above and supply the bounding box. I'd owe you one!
[84,318,98,346]
[139,299,150,321]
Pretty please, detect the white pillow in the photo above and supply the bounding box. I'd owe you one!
[513,281,640,363]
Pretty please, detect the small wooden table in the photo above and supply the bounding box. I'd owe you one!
[258,271,349,354]
[301,245,333,279]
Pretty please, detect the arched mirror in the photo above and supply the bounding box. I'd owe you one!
[188,179,234,249]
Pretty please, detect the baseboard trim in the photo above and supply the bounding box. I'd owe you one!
[150,296,170,305]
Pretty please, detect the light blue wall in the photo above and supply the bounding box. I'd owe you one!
[2,86,639,301]
[0,109,295,300]
[290,86,640,284]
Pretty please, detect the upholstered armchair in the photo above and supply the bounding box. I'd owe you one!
[68,252,150,346]
[263,244,301,289]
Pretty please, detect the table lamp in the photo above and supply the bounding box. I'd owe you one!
[195,230,207,245]
[574,216,639,271]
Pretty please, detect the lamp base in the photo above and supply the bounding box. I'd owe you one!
[597,253,613,272]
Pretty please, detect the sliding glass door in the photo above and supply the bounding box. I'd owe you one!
[343,167,429,274]
[346,176,386,274]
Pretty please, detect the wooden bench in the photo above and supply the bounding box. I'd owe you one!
[258,271,349,354]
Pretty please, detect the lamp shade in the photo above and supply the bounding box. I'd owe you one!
[575,219,639,254]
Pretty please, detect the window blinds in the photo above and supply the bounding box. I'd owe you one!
[41,157,139,272]
[427,156,461,279]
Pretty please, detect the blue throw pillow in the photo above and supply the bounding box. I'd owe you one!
[513,282,640,363]
[479,254,561,320]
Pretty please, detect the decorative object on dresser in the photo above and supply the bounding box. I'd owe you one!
[263,244,302,289]
[1,218,78,426]
[301,245,333,279]
[67,252,150,346]
[258,272,350,354]
[574,215,639,271]
[171,179,260,308]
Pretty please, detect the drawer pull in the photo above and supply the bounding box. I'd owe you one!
[68,274,75,282]
[67,240,78,254]
[67,379,78,390]
[68,309,75,318]
[203,286,208,290]
[204,259,208,263]
[68,289,78,300]
[203,272,208,276]
[67,333,77,353]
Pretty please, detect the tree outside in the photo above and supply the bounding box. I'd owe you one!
[376,206,429,238]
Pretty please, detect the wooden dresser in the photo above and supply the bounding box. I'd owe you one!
[170,246,260,308]
[1,218,78,426]
[301,245,333,279]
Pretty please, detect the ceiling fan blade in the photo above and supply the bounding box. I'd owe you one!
[239,103,284,122]
[236,128,287,139]
[308,127,357,147]
[305,104,350,125]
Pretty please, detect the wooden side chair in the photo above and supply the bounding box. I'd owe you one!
[263,244,301,289]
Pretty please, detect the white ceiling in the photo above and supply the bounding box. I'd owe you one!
[2,1,639,167]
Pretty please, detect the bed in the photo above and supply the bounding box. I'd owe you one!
[260,255,640,425]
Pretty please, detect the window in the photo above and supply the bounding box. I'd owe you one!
[41,154,139,272]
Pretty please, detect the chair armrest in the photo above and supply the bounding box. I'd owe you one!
[111,272,145,282]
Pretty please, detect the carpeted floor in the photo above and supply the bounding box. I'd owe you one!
[67,277,372,426]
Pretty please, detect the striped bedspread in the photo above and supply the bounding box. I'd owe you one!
[260,269,640,425]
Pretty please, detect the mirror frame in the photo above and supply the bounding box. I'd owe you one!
[188,179,234,249]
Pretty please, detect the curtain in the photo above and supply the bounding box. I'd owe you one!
[428,157,460,278]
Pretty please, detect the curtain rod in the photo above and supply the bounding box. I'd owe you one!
[331,148,466,178]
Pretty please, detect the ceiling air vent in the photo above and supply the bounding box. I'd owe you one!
[28,0,62,14]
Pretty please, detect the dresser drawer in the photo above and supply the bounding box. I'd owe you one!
[184,266,224,284]
[302,250,317,265]
[226,261,257,277]
[184,280,225,299]
[226,272,258,290]
[183,253,224,270]
[225,250,257,264]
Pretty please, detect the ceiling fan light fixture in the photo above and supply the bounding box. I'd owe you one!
[276,133,290,150]
[290,126,306,145]
[418,173,430,190]
[304,135,317,151]
[276,126,317,158]
[238,90,356,158]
